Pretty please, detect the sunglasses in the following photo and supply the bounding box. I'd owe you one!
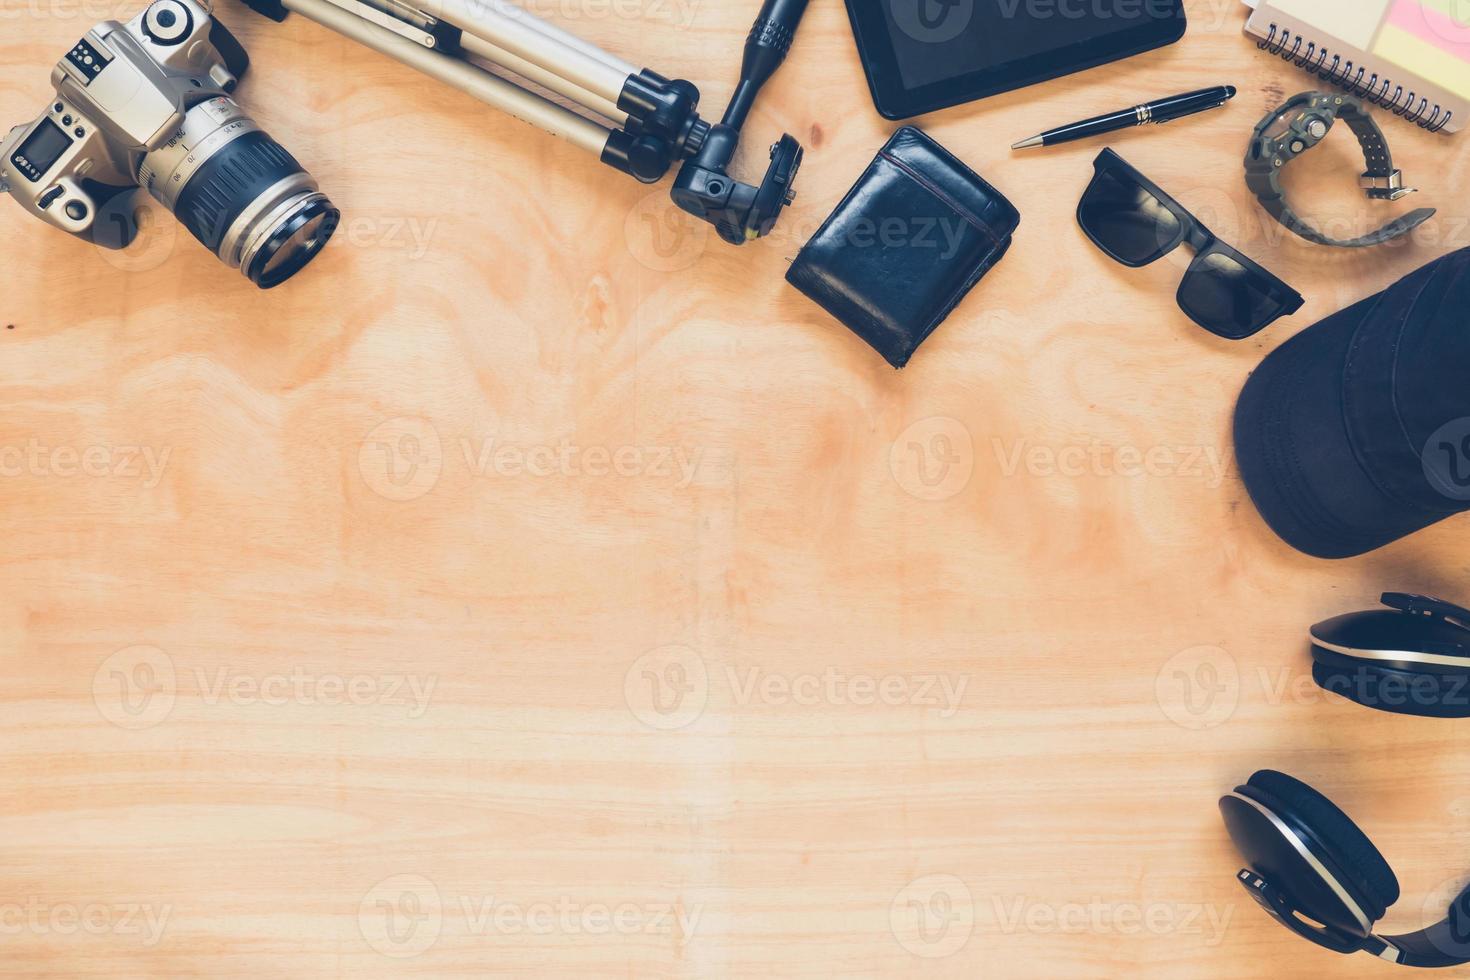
[1077,149,1304,340]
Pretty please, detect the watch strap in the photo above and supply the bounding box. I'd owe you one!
[1258,194,1435,248]
[1339,99,1394,184]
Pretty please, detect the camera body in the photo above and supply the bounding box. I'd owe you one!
[1,0,337,288]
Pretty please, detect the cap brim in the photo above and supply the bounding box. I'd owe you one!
[1234,293,1461,559]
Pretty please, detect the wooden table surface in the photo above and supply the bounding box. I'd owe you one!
[4,0,1470,975]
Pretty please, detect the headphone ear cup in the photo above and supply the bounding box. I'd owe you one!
[1245,771,1400,919]
[1313,660,1470,718]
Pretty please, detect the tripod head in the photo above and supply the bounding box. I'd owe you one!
[671,0,809,245]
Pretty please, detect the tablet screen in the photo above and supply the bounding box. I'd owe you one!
[881,0,1176,91]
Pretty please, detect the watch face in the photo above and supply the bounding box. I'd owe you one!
[1262,113,1295,141]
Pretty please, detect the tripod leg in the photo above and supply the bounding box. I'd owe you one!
[285,0,613,154]
[471,0,636,77]
[419,0,629,105]
[457,33,627,127]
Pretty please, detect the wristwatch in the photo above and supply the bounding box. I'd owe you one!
[1245,92,1436,248]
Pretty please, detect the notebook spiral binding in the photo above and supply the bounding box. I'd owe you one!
[1258,23,1453,133]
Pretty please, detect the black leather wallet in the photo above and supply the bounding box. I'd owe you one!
[786,127,1020,369]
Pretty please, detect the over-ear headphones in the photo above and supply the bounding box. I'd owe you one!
[1220,770,1470,967]
[1310,594,1470,718]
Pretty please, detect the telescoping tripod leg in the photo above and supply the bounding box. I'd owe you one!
[241,0,811,243]
[263,0,614,155]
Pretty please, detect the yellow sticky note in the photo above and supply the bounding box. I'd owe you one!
[1271,0,1392,48]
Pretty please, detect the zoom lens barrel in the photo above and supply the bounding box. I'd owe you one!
[139,96,337,288]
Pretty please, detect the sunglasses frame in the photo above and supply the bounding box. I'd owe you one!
[1078,148,1305,340]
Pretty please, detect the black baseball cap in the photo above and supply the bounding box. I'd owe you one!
[1234,247,1470,559]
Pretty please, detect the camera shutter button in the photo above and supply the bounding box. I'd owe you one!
[65,200,88,221]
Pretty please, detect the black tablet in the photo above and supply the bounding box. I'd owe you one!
[845,0,1187,120]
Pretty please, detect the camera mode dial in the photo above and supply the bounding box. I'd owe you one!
[142,0,193,45]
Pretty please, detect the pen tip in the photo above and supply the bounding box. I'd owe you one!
[1225,85,1238,98]
[1011,136,1043,150]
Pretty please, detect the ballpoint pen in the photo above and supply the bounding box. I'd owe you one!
[1012,86,1238,150]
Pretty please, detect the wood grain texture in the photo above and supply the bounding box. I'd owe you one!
[3,0,1470,975]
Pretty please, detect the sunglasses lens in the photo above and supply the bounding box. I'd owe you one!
[1079,168,1181,266]
[1178,251,1285,340]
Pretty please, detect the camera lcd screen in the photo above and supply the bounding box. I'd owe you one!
[15,119,73,179]
[846,0,1186,119]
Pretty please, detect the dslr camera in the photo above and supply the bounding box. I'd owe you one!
[0,0,337,288]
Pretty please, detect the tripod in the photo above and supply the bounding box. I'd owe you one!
[242,0,810,244]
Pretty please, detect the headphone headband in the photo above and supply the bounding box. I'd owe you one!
[1366,882,1470,968]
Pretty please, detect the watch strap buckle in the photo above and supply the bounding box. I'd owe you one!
[1360,169,1416,201]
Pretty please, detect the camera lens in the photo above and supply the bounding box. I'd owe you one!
[138,97,338,288]
[243,194,338,289]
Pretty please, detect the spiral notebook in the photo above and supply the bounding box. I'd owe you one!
[1243,0,1470,134]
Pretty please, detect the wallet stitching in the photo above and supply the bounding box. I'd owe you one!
[877,149,1005,246]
